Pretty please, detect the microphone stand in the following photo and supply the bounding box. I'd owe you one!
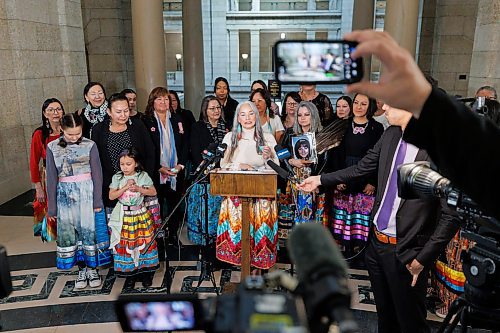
[142,157,221,293]
[191,176,219,295]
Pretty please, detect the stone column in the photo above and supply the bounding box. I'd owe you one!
[351,0,375,81]
[252,0,260,11]
[228,29,240,83]
[131,0,166,111]
[468,0,499,97]
[384,0,420,57]
[307,0,316,11]
[182,0,206,115]
[250,30,260,81]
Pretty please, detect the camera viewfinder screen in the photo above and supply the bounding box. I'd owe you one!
[124,301,196,331]
[276,42,359,83]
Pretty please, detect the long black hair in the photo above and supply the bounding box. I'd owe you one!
[35,98,65,145]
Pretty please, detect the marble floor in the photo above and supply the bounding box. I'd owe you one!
[0,191,476,332]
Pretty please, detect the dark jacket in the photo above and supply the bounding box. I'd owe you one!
[190,120,218,166]
[221,95,239,129]
[320,126,459,266]
[404,87,500,220]
[91,117,156,207]
[142,113,189,189]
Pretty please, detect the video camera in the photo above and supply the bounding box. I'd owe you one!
[116,275,308,333]
[116,223,360,333]
[397,162,500,331]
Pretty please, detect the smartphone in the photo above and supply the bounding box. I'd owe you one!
[274,40,363,84]
[115,294,203,332]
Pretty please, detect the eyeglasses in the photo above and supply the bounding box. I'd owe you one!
[286,102,298,107]
[89,92,104,97]
[208,106,222,111]
[46,107,63,114]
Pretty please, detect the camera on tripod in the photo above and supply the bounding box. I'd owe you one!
[115,275,308,333]
[397,162,500,332]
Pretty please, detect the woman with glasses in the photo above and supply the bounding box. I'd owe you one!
[187,96,227,264]
[77,82,109,138]
[280,92,301,130]
[30,98,64,236]
[250,88,285,142]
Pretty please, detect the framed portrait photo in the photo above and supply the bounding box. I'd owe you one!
[291,132,317,163]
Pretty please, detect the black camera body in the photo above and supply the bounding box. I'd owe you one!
[116,276,308,333]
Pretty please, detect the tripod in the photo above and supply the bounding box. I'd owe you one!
[191,179,219,295]
[437,293,500,333]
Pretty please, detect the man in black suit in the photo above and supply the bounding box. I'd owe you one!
[299,105,458,333]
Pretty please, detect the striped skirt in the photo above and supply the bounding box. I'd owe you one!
[113,206,160,276]
[187,183,222,245]
[216,197,278,269]
[329,190,374,246]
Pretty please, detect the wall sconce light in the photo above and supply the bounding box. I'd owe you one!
[175,53,182,71]
[241,53,249,71]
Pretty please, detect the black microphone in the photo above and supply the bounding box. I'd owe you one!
[206,143,228,172]
[288,223,359,333]
[267,160,298,184]
[274,144,295,175]
[193,142,218,175]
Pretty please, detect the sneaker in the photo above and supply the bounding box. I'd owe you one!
[86,268,102,288]
[75,267,88,289]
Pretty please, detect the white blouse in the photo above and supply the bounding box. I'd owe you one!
[220,127,279,170]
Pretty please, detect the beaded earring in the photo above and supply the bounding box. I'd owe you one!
[129,118,132,125]
[237,123,242,140]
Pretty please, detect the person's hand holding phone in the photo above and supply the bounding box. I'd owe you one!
[344,30,432,118]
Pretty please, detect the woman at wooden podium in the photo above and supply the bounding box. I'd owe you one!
[216,101,280,273]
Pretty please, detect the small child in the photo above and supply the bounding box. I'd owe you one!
[108,148,160,287]
[46,113,110,289]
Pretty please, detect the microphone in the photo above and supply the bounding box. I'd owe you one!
[267,160,298,184]
[274,144,295,175]
[193,142,218,175]
[206,143,228,172]
[288,223,359,333]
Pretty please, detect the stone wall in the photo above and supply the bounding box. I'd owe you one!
[418,0,479,96]
[467,0,500,97]
[0,0,88,204]
[81,0,134,94]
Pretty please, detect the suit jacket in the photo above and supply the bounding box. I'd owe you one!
[91,117,155,207]
[142,113,189,188]
[321,126,459,266]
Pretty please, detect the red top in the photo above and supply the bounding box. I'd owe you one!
[30,129,60,183]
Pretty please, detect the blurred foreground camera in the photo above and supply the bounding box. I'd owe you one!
[397,162,500,332]
[116,275,308,333]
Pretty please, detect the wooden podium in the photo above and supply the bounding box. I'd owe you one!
[210,169,277,279]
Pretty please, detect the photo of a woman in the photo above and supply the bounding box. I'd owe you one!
[294,138,311,160]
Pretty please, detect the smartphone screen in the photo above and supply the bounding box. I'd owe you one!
[116,295,203,332]
[274,40,363,84]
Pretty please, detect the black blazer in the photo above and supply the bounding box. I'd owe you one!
[142,113,189,188]
[321,126,459,266]
[221,95,239,129]
[91,117,156,207]
[190,120,216,166]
